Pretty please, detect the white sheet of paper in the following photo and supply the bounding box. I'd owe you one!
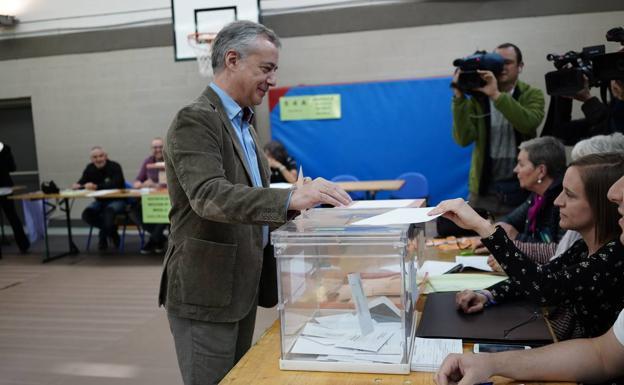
[290,336,359,356]
[419,261,458,277]
[411,337,463,372]
[315,313,360,329]
[270,182,292,189]
[346,199,418,209]
[348,273,374,335]
[335,328,394,352]
[86,189,121,197]
[301,323,355,339]
[352,208,441,226]
[455,256,493,272]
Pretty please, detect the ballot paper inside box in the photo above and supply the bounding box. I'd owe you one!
[271,207,425,374]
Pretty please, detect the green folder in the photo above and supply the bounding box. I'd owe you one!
[423,273,507,294]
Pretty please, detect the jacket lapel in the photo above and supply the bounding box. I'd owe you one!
[202,86,255,185]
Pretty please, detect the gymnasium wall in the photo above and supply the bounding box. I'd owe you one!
[0,1,622,216]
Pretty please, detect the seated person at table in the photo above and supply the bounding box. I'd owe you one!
[434,174,624,385]
[263,140,297,183]
[72,146,126,250]
[488,132,624,268]
[132,137,167,254]
[496,136,566,243]
[429,153,624,340]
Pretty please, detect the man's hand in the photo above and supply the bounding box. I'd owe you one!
[84,182,97,191]
[132,180,143,189]
[496,222,519,240]
[71,183,82,190]
[288,177,352,210]
[475,70,501,100]
[572,75,592,102]
[428,199,496,238]
[452,69,464,98]
[456,289,488,314]
[267,156,283,170]
[435,353,495,385]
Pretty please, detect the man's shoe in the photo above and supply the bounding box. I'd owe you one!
[110,232,121,250]
[98,237,108,251]
[154,241,166,254]
[140,240,156,255]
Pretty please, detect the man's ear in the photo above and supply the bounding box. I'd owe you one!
[518,62,524,74]
[224,50,239,70]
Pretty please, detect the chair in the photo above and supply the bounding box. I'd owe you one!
[85,182,145,253]
[331,174,366,200]
[390,172,429,202]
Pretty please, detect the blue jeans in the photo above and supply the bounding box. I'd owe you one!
[81,199,126,239]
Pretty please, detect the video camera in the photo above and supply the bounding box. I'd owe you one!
[452,51,504,95]
[545,27,624,98]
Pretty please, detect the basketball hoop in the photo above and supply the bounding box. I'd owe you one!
[187,32,216,77]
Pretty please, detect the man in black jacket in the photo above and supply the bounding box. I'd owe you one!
[72,146,125,250]
[0,143,30,253]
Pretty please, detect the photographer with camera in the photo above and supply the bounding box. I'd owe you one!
[452,43,545,218]
[542,64,624,145]
[542,28,624,145]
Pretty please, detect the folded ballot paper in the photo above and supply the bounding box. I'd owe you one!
[289,296,407,364]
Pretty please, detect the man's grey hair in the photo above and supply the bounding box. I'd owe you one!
[211,20,281,73]
[571,132,624,161]
[518,136,566,178]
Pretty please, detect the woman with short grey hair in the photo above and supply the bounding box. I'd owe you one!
[496,136,566,243]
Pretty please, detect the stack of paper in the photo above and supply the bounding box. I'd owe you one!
[86,189,121,197]
[289,313,406,364]
[418,257,493,278]
[410,337,463,372]
[454,256,493,272]
[423,273,507,294]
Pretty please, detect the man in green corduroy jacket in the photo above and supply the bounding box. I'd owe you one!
[452,43,545,218]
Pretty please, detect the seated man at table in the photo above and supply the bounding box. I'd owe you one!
[72,146,126,250]
[132,137,167,254]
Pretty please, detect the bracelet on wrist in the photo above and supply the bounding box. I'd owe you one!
[476,290,497,307]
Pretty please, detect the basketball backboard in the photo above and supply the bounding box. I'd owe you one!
[171,0,260,61]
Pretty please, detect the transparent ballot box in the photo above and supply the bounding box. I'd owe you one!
[271,208,424,374]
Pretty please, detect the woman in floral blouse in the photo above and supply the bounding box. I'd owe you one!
[429,153,624,340]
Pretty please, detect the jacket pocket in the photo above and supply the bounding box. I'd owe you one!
[179,237,237,308]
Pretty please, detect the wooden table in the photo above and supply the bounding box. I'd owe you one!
[336,180,405,199]
[221,320,567,385]
[220,240,570,385]
[10,189,168,263]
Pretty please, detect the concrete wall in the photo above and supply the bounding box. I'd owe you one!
[0,8,622,217]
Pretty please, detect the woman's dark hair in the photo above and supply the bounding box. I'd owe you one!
[263,140,289,165]
[569,152,624,244]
